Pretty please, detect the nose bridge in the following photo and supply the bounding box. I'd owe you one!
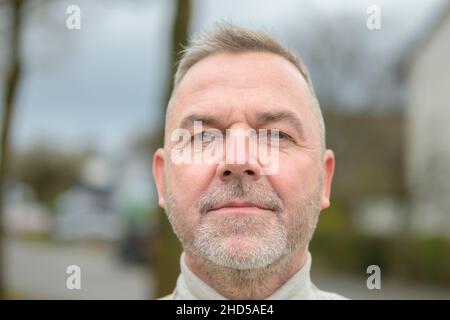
[216,126,261,181]
[226,126,253,163]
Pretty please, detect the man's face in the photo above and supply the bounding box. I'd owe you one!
[153,52,335,270]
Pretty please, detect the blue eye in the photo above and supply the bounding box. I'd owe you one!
[193,130,221,142]
[268,130,289,140]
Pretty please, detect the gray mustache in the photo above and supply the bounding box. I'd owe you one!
[197,179,284,214]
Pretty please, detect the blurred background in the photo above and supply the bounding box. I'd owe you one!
[1,0,450,300]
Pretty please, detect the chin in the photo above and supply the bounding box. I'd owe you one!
[205,236,284,270]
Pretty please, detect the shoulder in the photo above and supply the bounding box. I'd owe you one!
[316,290,349,300]
[157,293,174,300]
[310,283,349,300]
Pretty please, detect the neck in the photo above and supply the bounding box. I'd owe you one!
[184,247,309,300]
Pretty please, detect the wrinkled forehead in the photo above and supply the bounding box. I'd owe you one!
[166,51,314,133]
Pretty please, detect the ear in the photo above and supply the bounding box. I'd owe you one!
[320,149,335,210]
[152,148,166,209]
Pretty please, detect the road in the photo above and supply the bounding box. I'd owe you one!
[5,237,152,299]
[312,270,450,300]
[5,237,450,299]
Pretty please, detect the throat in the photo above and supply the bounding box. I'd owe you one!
[184,248,308,299]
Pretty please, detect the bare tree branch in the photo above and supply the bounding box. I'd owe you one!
[0,0,24,299]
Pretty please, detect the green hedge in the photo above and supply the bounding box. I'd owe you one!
[310,231,450,286]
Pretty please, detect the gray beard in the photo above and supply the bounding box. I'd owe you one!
[164,177,322,279]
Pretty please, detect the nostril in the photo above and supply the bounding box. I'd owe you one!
[244,169,255,175]
[223,170,232,176]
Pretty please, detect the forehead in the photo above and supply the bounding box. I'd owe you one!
[167,51,314,127]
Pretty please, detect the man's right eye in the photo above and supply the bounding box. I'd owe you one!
[192,130,221,142]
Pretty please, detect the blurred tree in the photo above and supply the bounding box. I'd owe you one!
[150,0,191,298]
[324,111,405,202]
[10,146,87,207]
[0,0,24,300]
[286,9,403,111]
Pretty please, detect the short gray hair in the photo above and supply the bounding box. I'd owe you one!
[168,22,326,151]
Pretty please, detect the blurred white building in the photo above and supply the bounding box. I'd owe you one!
[4,182,50,235]
[404,5,450,236]
[53,156,122,241]
[52,155,156,241]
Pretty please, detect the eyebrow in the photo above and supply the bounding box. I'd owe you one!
[179,113,221,130]
[255,111,305,140]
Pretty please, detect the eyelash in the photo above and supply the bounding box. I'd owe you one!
[266,130,293,141]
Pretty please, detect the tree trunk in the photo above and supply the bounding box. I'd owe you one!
[0,0,24,299]
[150,0,191,298]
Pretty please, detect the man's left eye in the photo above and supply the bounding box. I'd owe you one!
[267,130,291,141]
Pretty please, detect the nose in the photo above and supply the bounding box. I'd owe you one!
[216,161,261,182]
[216,126,263,181]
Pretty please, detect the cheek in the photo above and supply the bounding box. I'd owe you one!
[270,154,320,207]
[166,162,217,213]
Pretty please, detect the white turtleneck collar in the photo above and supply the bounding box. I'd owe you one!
[160,252,347,300]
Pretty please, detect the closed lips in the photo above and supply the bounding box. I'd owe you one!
[208,200,270,212]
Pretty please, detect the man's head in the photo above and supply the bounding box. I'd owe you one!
[153,23,335,271]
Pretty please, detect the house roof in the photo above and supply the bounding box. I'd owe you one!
[398,2,450,79]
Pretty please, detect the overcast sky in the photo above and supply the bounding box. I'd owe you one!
[1,0,446,156]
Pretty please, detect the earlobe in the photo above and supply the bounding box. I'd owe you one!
[152,148,166,209]
[320,149,335,210]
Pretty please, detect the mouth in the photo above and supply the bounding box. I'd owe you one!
[207,199,272,215]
